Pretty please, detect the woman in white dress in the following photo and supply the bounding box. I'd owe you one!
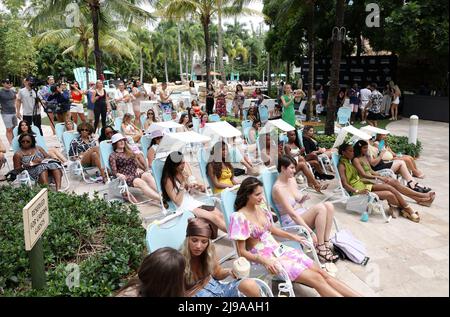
[161,151,226,232]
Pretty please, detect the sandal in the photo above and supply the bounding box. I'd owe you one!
[400,206,420,223]
[310,182,328,194]
[316,244,339,263]
[407,180,430,193]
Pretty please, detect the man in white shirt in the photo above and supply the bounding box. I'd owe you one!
[16,76,43,135]
[115,81,132,117]
[359,83,372,124]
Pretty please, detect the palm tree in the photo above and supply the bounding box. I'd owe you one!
[325,0,346,135]
[130,26,152,82]
[163,0,259,87]
[151,25,178,83]
[181,22,205,80]
[33,12,136,87]
[223,37,248,74]
[30,0,153,80]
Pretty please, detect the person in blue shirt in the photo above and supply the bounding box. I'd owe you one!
[86,81,96,124]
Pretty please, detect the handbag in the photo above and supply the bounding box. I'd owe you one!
[5,168,24,182]
[330,229,369,265]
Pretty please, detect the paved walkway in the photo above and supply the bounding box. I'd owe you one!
[1,118,448,296]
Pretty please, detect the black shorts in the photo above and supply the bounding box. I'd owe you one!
[372,161,393,171]
[367,111,384,121]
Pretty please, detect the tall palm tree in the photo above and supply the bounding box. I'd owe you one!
[223,37,248,74]
[325,0,346,135]
[181,22,205,80]
[30,0,154,80]
[130,26,152,82]
[163,0,259,87]
[33,12,136,87]
[151,25,178,83]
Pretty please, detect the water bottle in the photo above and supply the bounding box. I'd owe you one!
[360,211,369,222]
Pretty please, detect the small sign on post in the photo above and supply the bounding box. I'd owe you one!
[23,188,49,289]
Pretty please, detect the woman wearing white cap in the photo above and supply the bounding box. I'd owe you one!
[109,133,160,203]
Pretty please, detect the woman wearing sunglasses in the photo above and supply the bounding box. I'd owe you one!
[68,122,106,182]
[13,133,63,191]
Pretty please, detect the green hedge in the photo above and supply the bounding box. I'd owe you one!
[0,186,146,296]
[315,135,422,157]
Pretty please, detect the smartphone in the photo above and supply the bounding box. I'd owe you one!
[273,244,287,258]
[378,140,385,152]
[200,205,215,211]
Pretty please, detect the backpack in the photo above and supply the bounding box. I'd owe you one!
[330,229,369,266]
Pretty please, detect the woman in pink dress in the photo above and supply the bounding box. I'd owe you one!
[229,177,361,297]
[215,83,228,117]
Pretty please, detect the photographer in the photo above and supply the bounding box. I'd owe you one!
[47,82,71,123]
[16,76,43,136]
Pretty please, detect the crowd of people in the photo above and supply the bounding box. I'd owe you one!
[0,76,433,298]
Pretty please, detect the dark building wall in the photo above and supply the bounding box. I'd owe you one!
[402,95,449,123]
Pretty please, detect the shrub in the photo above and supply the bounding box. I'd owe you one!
[0,185,146,296]
[314,134,422,157]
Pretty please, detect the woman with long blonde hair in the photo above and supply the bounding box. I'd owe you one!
[181,217,262,297]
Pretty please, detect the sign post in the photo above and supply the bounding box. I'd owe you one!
[23,188,49,290]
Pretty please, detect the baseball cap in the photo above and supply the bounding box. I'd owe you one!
[111,133,127,144]
[1,79,11,84]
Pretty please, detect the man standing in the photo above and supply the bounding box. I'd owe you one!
[16,76,43,135]
[348,83,360,124]
[359,83,372,124]
[0,79,17,144]
[366,83,384,127]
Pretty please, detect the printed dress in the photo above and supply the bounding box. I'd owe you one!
[215,91,227,117]
[109,152,144,186]
[228,208,313,281]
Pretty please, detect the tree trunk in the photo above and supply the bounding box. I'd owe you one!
[177,23,184,82]
[217,0,226,83]
[185,50,190,81]
[267,52,272,97]
[201,16,211,88]
[90,1,103,79]
[325,0,346,135]
[164,56,169,83]
[306,2,315,121]
[139,48,144,83]
[286,61,291,83]
[83,41,90,91]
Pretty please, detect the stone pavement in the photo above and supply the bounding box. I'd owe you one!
[1,118,448,297]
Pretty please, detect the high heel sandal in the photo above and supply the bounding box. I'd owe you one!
[407,180,431,193]
[316,244,339,263]
[400,206,420,223]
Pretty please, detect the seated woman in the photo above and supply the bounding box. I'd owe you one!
[229,177,361,297]
[228,137,259,176]
[64,120,75,132]
[98,125,117,143]
[117,247,186,297]
[207,141,241,194]
[260,133,328,193]
[161,151,226,232]
[302,125,333,159]
[273,156,338,262]
[199,112,209,130]
[0,139,6,181]
[68,122,106,182]
[285,130,333,181]
[177,113,192,132]
[247,120,261,145]
[182,217,262,297]
[352,140,435,208]
[366,138,431,193]
[143,109,158,131]
[247,106,259,122]
[253,88,264,106]
[191,100,202,118]
[16,120,68,165]
[375,133,425,179]
[146,129,164,168]
[338,142,421,222]
[13,133,63,191]
[109,133,160,203]
[121,113,143,143]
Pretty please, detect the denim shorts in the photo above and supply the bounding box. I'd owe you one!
[194,278,243,297]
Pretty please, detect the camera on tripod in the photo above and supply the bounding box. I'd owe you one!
[26,76,45,90]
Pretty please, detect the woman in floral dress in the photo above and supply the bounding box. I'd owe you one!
[109,133,160,203]
[215,83,228,117]
[229,177,361,297]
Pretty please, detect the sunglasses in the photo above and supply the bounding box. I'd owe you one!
[20,139,31,144]
[80,128,90,132]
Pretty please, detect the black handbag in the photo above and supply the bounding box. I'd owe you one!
[5,168,24,182]
[233,168,246,176]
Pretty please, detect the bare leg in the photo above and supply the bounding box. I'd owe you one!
[315,268,362,297]
[384,178,432,202]
[78,113,86,123]
[238,279,261,297]
[192,207,227,232]
[301,204,328,245]
[295,267,343,297]
[50,169,62,191]
[71,112,78,124]
[133,178,160,200]
[39,170,49,186]
[372,189,401,207]
[323,202,335,242]
[6,128,13,145]
[141,172,158,192]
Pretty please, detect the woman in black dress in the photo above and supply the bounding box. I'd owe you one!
[206,83,215,115]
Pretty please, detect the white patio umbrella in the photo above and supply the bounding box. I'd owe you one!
[203,121,242,144]
[332,125,372,148]
[360,125,390,137]
[147,121,183,134]
[156,131,211,154]
[260,119,296,134]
